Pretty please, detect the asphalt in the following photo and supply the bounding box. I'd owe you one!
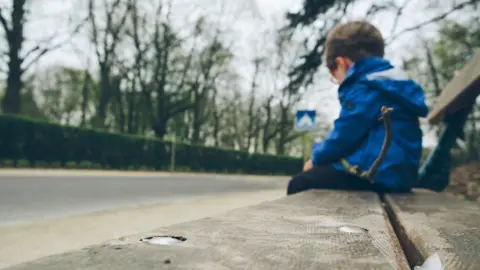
[0,173,288,226]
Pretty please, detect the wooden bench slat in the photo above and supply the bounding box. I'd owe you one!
[385,190,480,269]
[9,191,408,270]
[427,48,480,124]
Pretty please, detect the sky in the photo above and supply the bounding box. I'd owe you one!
[0,0,462,146]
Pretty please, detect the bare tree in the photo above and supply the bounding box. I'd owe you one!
[243,57,262,151]
[207,71,240,147]
[260,32,305,155]
[130,1,197,138]
[87,0,131,128]
[0,0,84,113]
[190,34,232,143]
[80,67,92,127]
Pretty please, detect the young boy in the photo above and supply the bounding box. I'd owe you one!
[287,21,429,195]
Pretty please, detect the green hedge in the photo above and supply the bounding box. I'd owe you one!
[0,114,302,175]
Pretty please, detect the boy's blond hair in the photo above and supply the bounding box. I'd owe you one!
[325,21,385,71]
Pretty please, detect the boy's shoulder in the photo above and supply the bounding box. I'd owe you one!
[344,57,418,89]
[340,57,393,87]
[339,58,428,118]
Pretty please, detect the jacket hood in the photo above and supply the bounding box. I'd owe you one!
[342,57,429,117]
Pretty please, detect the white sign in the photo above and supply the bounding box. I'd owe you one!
[295,110,316,131]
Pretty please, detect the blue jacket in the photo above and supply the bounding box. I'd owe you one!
[311,57,428,191]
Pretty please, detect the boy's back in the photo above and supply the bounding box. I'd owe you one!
[287,21,428,195]
[326,56,428,191]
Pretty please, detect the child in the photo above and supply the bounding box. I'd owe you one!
[287,21,429,195]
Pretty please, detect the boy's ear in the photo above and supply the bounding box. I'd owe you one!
[335,57,353,70]
[334,57,343,69]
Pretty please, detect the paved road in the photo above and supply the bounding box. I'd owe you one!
[0,173,287,226]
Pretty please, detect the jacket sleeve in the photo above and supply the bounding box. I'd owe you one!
[311,84,383,165]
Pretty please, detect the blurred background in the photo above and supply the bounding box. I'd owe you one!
[0,0,479,197]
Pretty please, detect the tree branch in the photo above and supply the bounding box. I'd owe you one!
[22,45,58,72]
[0,6,10,34]
[389,0,414,37]
[109,1,130,46]
[168,98,194,118]
[365,1,396,19]
[0,49,7,65]
[88,0,102,61]
[386,0,476,45]
[22,15,88,72]
[173,37,196,93]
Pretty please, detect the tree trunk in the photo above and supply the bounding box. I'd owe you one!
[114,81,125,133]
[1,0,26,113]
[93,65,111,128]
[192,86,202,143]
[253,123,261,153]
[276,105,289,155]
[153,120,167,138]
[80,70,89,127]
[3,54,22,113]
[245,59,261,152]
[126,83,136,134]
[262,97,279,154]
[213,116,220,147]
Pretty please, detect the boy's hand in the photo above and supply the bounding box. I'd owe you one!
[303,159,313,171]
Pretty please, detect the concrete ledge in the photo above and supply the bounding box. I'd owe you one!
[0,189,286,269]
[7,191,408,269]
[385,190,480,269]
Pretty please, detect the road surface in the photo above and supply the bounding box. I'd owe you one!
[0,171,288,226]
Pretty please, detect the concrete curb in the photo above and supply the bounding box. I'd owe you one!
[0,189,286,269]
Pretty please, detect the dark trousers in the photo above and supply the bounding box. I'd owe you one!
[287,165,383,195]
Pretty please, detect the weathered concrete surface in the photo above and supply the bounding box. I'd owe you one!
[7,191,409,269]
[385,189,480,269]
[0,189,286,269]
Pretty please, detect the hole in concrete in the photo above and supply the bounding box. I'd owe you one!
[338,225,368,233]
[140,236,187,245]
